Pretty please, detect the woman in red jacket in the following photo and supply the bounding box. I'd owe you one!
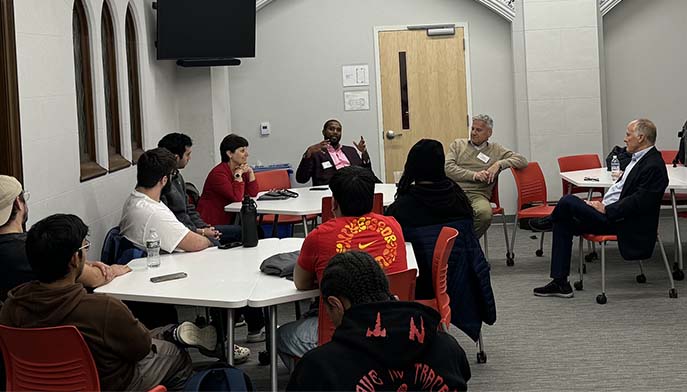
[197,134,259,225]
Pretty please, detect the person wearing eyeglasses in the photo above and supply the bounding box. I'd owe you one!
[0,214,215,391]
[0,175,129,301]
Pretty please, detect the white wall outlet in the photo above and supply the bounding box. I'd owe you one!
[260,121,271,136]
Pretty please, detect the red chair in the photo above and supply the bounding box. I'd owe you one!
[509,162,556,266]
[483,181,511,264]
[414,227,458,331]
[254,170,317,236]
[557,154,604,198]
[0,325,166,392]
[321,193,384,224]
[387,268,417,301]
[572,233,677,304]
[661,149,678,165]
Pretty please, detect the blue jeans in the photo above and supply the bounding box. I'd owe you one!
[276,316,318,372]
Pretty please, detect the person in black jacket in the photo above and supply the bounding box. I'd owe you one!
[531,119,669,297]
[386,138,473,227]
[295,119,378,185]
[287,251,471,391]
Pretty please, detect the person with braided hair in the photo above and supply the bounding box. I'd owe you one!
[277,166,408,371]
[386,139,473,228]
[287,252,471,391]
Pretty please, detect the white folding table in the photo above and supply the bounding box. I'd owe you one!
[96,237,418,391]
[224,183,398,235]
[559,165,687,278]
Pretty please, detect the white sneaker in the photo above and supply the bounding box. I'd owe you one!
[234,344,251,364]
[175,321,217,352]
[246,328,266,343]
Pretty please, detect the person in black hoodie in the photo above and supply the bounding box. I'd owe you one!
[287,251,471,391]
[386,139,473,227]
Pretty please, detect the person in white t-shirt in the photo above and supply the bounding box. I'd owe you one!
[119,147,253,363]
[120,148,212,253]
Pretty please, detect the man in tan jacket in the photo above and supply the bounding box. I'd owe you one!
[445,114,527,238]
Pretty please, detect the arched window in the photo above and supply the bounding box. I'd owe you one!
[101,1,129,172]
[125,5,143,162]
[73,0,105,181]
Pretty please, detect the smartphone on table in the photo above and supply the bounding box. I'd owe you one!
[150,272,188,283]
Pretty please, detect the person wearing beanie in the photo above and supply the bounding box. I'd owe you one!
[386,139,473,228]
[286,251,471,391]
[0,175,129,301]
[445,114,527,238]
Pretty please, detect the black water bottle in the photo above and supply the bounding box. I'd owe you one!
[240,195,259,247]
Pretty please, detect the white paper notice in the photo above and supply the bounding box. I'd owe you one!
[342,64,369,87]
[344,90,370,111]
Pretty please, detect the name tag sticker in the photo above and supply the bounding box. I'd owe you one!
[322,161,333,169]
[477,152,490,163]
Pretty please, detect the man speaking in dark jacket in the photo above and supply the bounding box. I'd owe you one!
[296,119,378,185]
[531,118,669,297]
[287,251,471,391]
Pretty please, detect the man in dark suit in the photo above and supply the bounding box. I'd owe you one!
[296,119,377,185]
[531,119,669,297]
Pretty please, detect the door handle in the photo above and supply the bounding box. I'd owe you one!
[386,130,402,140]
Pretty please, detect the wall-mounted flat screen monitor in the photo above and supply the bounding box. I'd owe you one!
[157,0,256,60]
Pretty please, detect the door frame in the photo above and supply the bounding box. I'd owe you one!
[373,23,474,182]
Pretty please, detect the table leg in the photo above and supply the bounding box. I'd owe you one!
[302,216,309,236]
[269,305,278,392]
[671,190,683,273]
[227,309,235,366]
[272,214,280,238]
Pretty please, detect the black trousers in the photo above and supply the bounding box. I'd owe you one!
[550,195,616,279]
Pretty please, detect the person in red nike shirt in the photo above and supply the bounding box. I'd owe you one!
[277,166,407,371]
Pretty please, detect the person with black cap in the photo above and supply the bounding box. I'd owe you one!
[386,139,473,227]
[286,251,471,391]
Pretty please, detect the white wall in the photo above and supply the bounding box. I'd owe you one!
[14,0,218,257]
[603,0,687,151]
[228,0,519,210]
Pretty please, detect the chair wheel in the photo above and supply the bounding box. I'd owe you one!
[506,257,514,267]
[636,274,647,284]
[573,281,583,291]
[673,269,685,281]
[476,351,487,364]
[585,252,598,263]
[596,294,607,304]
[535,249,544,257]
[669,288,678,298]
[258,351,270,366]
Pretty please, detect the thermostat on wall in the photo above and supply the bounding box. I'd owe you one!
[260,122,270,136]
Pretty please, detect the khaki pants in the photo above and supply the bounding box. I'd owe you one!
[126,325,194,391]
[468,193,492,239]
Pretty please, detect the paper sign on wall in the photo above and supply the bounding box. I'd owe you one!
[344,90,370,111]
[342,64,369,87]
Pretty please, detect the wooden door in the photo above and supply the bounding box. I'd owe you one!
[378,28,469,182]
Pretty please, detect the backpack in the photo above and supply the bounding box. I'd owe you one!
[184,364,253,391]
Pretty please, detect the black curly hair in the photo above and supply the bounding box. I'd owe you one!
[320,251,395,305]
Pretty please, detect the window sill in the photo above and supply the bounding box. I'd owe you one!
[80,161,107,182]
[132,148,144,164]
[109,153,131,173]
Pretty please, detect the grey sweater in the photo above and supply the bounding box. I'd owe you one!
[160,171,207,230]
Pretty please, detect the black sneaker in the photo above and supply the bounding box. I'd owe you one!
[533,280,574,298]
[529,217,553,232]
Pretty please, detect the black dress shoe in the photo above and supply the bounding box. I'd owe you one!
[529,217,553,232]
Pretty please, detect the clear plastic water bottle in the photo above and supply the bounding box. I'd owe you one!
[610,155,621,180]
[146,228,161,268]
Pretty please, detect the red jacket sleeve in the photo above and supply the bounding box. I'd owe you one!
[205,167,245,203]
[245,174,258,197]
